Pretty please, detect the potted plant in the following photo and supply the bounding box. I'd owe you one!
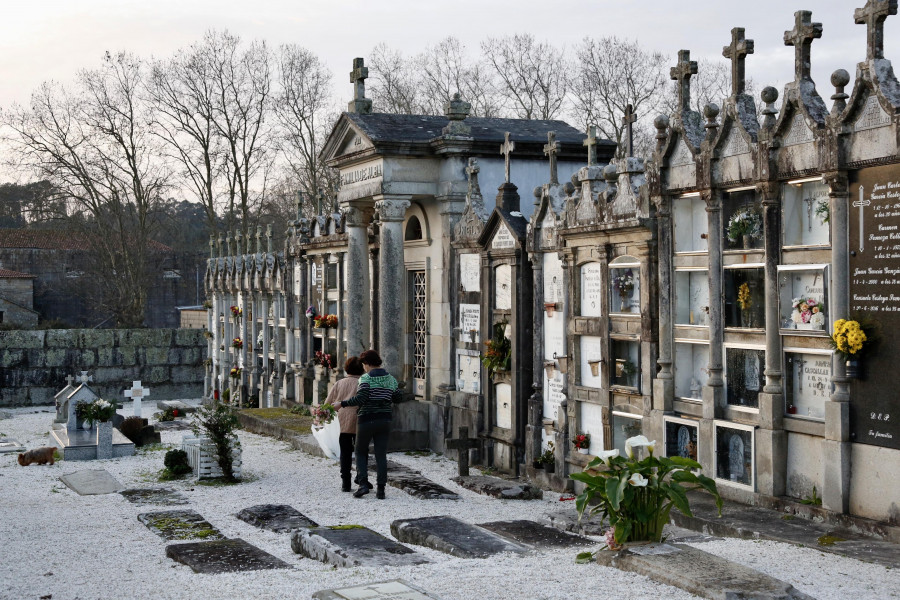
[791,297,826,330]
[313,351,334,375]
[229,367,242,380]
[538,441,556,473]
[573,433,591,455]
[572,435,722,558]
[726,206,762,249]
[737,282,753,327]
[481,320,511,377]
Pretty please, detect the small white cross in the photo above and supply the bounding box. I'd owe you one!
[77,371,93,385]
[123,380,150,418]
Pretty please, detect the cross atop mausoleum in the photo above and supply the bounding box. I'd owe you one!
[65,374,75,387]
[466,157,482,200]
[584,125,598,166]
[671,50,698,114]
[622,104,637,158]
[348,58,373,114]
[855,0,897,61]
[723,27,754,97]
[77,371,93,385]
[784,11,823,81]
[543,131,559,185]
[501,132,515,184]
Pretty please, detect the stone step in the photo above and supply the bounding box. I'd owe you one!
[391,516,528,558]
[291,526,430,568]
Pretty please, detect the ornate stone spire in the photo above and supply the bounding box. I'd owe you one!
[348,58,373,114]
[465,157,485,218]
[442,93,472,136]
[784,11,823,82]
[622,104,637,158]
[855,0,897,61]
[723,27,754,97]
[584,125,598,166]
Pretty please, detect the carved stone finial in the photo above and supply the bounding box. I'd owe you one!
[217,233,224,258]
[500,132,515,184]
[255,225,263,254]
[266,224,273,254]
[831,69,851,115]
[225,231,233,256]
[584,125,599,166]
[622,104,637,158]
[443,93,472,136]
[602,164,618,183]
[723,27,755,97]
[348,57,373,114]
[704,103,720,136]
[543,131,559,185]
[295,190,304,222]
[784,11,823,82]
[209,235,216,259]
[855,0,897,61]
[761,86,780,130]
[671,50,698,114]
[234,229,243,255]
[654,114,670,152]
[533,186,542,208]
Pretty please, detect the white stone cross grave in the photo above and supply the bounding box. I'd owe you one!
[124,381,150,418]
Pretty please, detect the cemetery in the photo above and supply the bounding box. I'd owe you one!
[2,2,900,599]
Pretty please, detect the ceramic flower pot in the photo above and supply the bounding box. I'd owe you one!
[742,234,751,249]
[577,448,590,455]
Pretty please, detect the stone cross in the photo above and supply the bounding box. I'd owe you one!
[466,157,482,200]
[350,58,368,100]
[855,0,898,61]
[723,27,755,97]
[77,371,93,385]
[124,380,150,418]
[583,125,598,166]
[543,131,559,185]
[445,426,479,476]
[500,132,515,184]
[622,104,637,158]
[65,374,75,387]
[670,50,698,114]
[784,10,823,81]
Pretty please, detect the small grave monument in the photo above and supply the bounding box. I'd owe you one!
[123,380,150,418]
[313,580,440,600]
[445,426,479,477]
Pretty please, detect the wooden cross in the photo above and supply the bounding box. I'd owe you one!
[445,426,479,476]
[670,50,698,114]
[784,10,823,81]
[466,157,482,199]
[622,104,637,158]
[76,371,93,385]
[855,0,898,61]
[124,380,150,418]
[583,125,598,166]
[350,57,368,101]
[500,132,515,184]
[723,27,755,97]
[543,131,559,185]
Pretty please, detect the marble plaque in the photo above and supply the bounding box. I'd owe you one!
[460,253,480,292]
[541,210,556,247]
[543,253,564,304]
[580,262,603,317]
[579,336,604,388]
[495,265,512,310]
[783,113,814,147]
[544,372,565,421]
[459,304,480,342]
[456,350,481,394]
[492,223,516,249]
[787,353,830,420]
[578,401,604,453]
[495,383,512,429]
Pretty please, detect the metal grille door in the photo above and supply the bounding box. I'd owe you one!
[412,270,426,396]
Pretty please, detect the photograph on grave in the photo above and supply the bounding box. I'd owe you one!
[609,257,640,313]
[674,341,709,401]
[673,193,709,253]
[610,338,640,391]
[848,163,900,450]
[782,178,830,247]
[664,417,699,460]
[723,188,763,250]
[611,412,642,457]
[456,350,481,394]
[579,336,604,387]
[578,401,604,454]
[784,351,832,419]
[580,262,604,317]
[778,266,829,332]
[725,346,764,408]
[675,269,710,326]
[715,421,754,488]
[724,266,765,328]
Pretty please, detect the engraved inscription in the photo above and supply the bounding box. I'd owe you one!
[492,223,516,249]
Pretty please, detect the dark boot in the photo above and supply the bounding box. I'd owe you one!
[376,485,385,499]
[353,485,370,498]
[342,476,351,492]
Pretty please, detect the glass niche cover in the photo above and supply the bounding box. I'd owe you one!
[611,338,640,391]
[674,270,710,326]
[723,189,763,251]
[778,266,829,332]
[785,352,831,420]
[609,256,640,314]
[725,347,764,408]
[783,179,830,247]
[715,423,754,487]
[611,413,643,457]
[724,268,765,328]
[674,342,709,401]
[665,419,699,460]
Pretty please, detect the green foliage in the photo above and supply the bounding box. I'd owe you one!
[538,441,555,464]
[192,401,240,481]
[480,320,511,376]
[290,404,311,416]
[799,485,822,506]
[156,406,176,422]
[572,442,722,554]
[119,416,145,445]
[163,449,192,476]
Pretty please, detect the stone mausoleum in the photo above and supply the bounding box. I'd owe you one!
[205,5,900,525]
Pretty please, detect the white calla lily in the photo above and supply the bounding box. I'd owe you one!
[625,435,657,458]
[628,472,648,487]
[596,449,619,465]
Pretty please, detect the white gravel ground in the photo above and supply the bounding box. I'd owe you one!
[1,403,897,600]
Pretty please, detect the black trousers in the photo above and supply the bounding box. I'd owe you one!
[339,433,355,483]
[355,419,391,487]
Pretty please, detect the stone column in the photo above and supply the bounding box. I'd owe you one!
[527,250,544,468]
[757,182,786,497]
[223,292,234,403]
[261,293,270,406]
[823,172,851,513]
[239,290,249,406]
[653,194,674,412]
[700,189,724,473]
[336,252,346,374]
[376,196,411,378]
[344,206,372,357]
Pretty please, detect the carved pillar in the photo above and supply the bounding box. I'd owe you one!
[239,290,249,405]
[261,293,270,407]
[700,189,724,474]
[376,196,411,378]
[527,251,544,469]
[335,252,346,375]
[344,206,372,357]
[757,182,786,497]
[653,194,674,412]
[823,171,851,513]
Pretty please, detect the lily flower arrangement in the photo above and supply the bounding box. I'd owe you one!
[231,337,243,349]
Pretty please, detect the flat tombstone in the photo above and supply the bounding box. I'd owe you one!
[291,526,429,568]
[235,504,318,533]
[166,538,292,574]
[390,516,528,558]
[450,475,542,500]
[59,469,123,495]
[0,439,25,453]
[138,509,226,541]
[313,579,440,600]
[156,400,197,414]
[477,519,594,549]
[120,487,189,506]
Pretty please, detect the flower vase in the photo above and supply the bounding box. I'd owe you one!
[845,359,860,379]
[543,461,555,474]
[82,421,93,431]
[619,293,631,313]
[740,310,750,328]
[577,447,590,455]
[742,234,751,249]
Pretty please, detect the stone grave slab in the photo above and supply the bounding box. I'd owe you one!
[120,487,189,506]
[0,438,25,453]
[156,400,197,414]
[59,469,123,495]
[597,542,813,600]
[138,509,226,542]
[373,459,459,500]
[478,519,594,548]
[543,506,607,536]
[313,579,440,600]
[166,538,292,574]
[391,516,527,558]
[291,526,429,568]
[236,504,318,533]
[451,475,542,500]
[154,420,193,431]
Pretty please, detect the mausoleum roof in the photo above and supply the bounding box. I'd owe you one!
[0,268,35,278]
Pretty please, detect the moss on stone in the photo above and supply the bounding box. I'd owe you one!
[817,534,846,546]
[328,525,364,530]
[239,408,314,435]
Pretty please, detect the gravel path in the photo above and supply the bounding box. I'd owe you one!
[1,404,897,600]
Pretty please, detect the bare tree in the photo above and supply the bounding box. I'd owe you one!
[1,52,169,326]
[416,37,502,117]
[368,43,420,114]
[571,37,669,158]
[482,34,568,120]
[662,58,760,121]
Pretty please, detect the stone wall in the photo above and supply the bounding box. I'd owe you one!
[0,328,206,407]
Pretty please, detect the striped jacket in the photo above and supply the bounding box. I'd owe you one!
[342,368,402,423]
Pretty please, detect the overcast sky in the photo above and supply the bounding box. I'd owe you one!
[0,0,894,112]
